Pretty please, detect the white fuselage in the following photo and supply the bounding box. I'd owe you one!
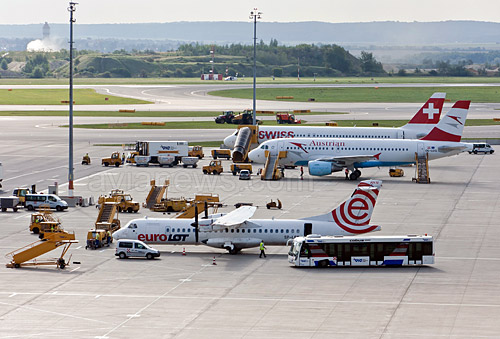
[113,217,380,250]
[248,137,471,168]
[223,124,435,149]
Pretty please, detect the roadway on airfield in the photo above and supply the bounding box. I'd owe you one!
[0,145,499,338]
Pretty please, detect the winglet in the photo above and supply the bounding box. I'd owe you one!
[406,92,446,124]
[420,100,470,142]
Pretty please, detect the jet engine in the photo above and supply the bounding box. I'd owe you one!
[308,160,334,176]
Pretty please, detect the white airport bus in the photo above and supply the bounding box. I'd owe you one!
[288,234,434,267]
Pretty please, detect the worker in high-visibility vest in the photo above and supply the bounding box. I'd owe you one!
[259,241,267,258]
[107,230,112,245]
[95,232,100,248]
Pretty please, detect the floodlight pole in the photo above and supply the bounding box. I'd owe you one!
[250,9,261,126]
[68,2,77,197]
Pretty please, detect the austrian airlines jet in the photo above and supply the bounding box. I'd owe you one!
[223,92,446,148]
[248,101,471,180]
[113,181,382,254]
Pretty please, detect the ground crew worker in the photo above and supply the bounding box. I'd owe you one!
[51,225,54,232]
[259,240,267,258]
[121,153,125,163]
[300,166,304,180]
[345,168,349,180]
[95,232,100,248]
[107,230,112,245]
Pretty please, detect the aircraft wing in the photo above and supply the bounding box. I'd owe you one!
[314,154,379,167]
[211,205,257,227]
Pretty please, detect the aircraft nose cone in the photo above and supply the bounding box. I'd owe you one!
[248,149,258,163]
[223,135,236,149]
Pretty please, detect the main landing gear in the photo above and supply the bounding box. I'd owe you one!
[349,169,361,180]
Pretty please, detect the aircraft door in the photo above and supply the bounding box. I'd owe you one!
[303,223,312,236]
[397,130,404,139]
[417,142,425,157]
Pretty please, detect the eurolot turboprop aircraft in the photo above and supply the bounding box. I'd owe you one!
[248,101,471,180]
[223,92,446,148]
[113,180,382,254]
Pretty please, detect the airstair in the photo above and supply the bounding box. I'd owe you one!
[6,231,77,269]
[261,150,288,181]
[176,194,222,219]
[145,180,169,209]
[413,152,430,183]
[95,202,120,232]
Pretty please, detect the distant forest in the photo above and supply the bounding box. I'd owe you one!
[0,41,386,79]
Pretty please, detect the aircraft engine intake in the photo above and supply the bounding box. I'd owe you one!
[308,160,334,176]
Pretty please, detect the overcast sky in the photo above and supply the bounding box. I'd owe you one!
[3,0,500,24]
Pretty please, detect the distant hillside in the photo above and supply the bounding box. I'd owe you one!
[2,21,500,45]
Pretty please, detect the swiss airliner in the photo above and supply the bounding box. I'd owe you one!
[248,101,471,180]
[223,92,446,148]
[113,181,382,254]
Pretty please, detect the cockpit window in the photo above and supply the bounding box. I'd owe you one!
[128,223,137,229]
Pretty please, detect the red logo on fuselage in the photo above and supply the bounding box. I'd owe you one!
[259,130,294,141]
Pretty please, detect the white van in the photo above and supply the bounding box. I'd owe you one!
[25,194,68,211]
[469,143,494,154]
[115,239,160,260]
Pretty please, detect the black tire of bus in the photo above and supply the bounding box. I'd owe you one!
[319,260,329,268]
[27,205,34,211]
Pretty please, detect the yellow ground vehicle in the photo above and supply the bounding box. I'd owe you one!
[389,168,405,177]
[12,187,33,205]
[126,151,139,164]
[203,160,223,175]
[85,229,111,250]
[98,189,140,213]
[29,209,62,236]
[211,149,231,160]
[82,154,91,165]
[230,163,253,175]
[188,146,204,159]
[102,152,122,167]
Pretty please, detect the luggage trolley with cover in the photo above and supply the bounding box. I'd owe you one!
[288,234,434,267]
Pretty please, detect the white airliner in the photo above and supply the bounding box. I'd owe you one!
[113,180,382,254]
[248,101,471,180]
[223,93,446,148]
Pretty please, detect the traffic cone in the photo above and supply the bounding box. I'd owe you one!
[182,248,186,256]
[212,256,217,265]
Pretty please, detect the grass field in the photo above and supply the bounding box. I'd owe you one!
[1,76,500,86]
[210,86,500,103]
[0,110,345,117]
[67,119,500,129]
[0,89,150,105]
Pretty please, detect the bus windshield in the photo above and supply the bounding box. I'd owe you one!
[289,241,302,257]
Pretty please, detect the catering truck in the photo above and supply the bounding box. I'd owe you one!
[134,141,189,165]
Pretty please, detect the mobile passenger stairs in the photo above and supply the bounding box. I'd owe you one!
[232,126,259,163]
[95,201,121,233]
[144,179,169,209]
[261,150,287,181]
[412,152,430,183]
[6,231,77,269]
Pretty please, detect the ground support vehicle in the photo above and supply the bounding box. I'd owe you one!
[6,231,77,269]
[469,143,494,154]
[115,239,160,259]
[12,187,34,205]
[276,112,301,124]
[102,152,122,167]
[203,160,223,175]
[215,111,235,124]
[81,154,91,165]
[288,234,434,267]
[134,156,150,167]
[126,151,139,164]
[98,189,140,213]
[135,141,188,165]
[231,163,252,175]
[266,199,282,209]
[239,170,251,180]
[389,168,405,177]
[0,197,21,212]
[85,229,111,249]
[181,157,199,168]
[95,202,121,234]
[30,209,62,236]
[188,145,204,159]
[211,149,231,160]
[25,193,68,211]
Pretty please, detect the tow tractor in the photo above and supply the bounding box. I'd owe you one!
[102,152,122,167]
